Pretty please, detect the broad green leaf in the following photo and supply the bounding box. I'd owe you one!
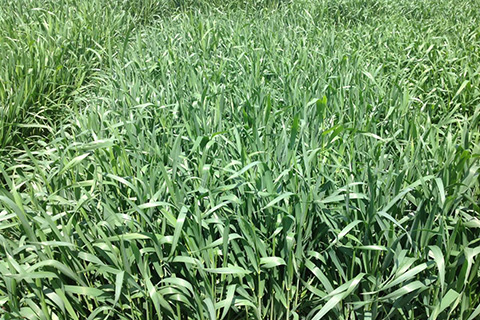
[382,281,426,300]
[65,285,104,297]
[429,289,460,320]
[263,192,295,210]
[260,257,286,269]
[204,266,250,275]
[382,263,429,291]
[170,206,188,255]
[59,153,90,175]
[429,246,445,292]
[312,273,364,320]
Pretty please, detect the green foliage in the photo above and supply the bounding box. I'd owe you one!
[1,0,479,319]
[0,0,131,149]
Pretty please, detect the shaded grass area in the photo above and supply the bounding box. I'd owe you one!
[0,0,131,149]
[1,0,480,319]
[0,0,287,150]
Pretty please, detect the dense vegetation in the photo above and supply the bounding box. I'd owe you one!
[1,0,479,319]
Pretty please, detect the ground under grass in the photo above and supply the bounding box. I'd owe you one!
[0,0,479,319]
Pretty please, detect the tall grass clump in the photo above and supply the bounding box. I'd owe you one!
[1,0,479,319]
[0,0,132,150]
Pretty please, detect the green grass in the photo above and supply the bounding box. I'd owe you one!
[1,0,479,319]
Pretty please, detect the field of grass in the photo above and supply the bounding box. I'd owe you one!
[1,0,479,319]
